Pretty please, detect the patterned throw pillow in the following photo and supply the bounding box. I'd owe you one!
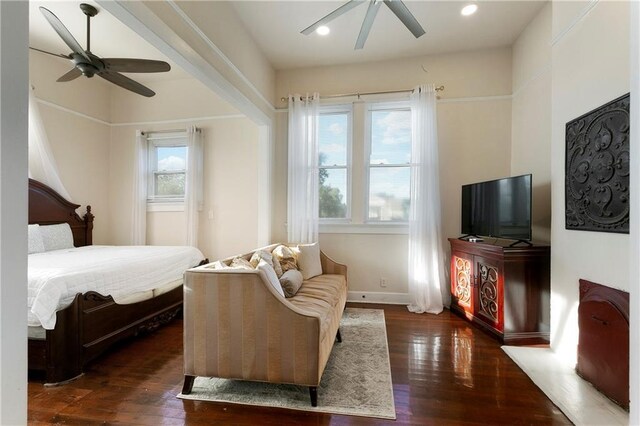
[230,257,254,270]
[250,250,283,277]
[272,245,298,273]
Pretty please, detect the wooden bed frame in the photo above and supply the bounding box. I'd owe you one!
[28,179,202,384]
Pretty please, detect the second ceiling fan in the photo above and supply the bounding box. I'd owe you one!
[301,0,426,50]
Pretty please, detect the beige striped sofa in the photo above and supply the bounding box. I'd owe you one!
[181,244,347,406]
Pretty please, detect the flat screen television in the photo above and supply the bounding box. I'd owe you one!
[461,174,532,241]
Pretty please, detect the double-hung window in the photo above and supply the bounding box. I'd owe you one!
[366,102,412,222]
[318,106,351,220]
[147,132,188,203]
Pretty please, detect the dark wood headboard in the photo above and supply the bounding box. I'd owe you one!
[28,179,94,247]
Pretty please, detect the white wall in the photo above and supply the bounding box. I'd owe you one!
[550,0,630,363]
[629,2,640,422]
[511,3,552,243]
[0,1,28,422]
[29,52,112,244]
[30,53,263,262]
[108,78,261,261]
[275,48,514,300]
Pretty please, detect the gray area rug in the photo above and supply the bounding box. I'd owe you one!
[177,308,396,419]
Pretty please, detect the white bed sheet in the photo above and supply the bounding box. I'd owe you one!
[28,245,204,329]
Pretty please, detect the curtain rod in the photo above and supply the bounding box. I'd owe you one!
[280,85,444,103]
[141,127,201,135]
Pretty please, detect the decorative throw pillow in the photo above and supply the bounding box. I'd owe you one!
[206,260,229,269]
[250,250,283,277]
[40,223,74,251]
[296,242,323,280]
[28,224,45,254]
[256,259,285,297]
[272,245,298,273]
[230,257,255,270]
[279,269,303,298]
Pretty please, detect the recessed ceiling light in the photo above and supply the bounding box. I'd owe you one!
[316,25,330,36]
[461,4,478,16]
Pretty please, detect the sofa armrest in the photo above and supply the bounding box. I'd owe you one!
[320,251,347,281]
[183,268,322,386]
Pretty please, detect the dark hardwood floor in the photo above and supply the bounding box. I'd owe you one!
[28,303,570,425]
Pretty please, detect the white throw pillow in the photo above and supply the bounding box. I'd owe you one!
[40,223,75,251]
[256,259,285,297]
[296,242,323,280]
[28,224,45,254]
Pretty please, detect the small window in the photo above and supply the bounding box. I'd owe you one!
[318,107,351,220]
[366,104,411,222]
[147,132,188,202]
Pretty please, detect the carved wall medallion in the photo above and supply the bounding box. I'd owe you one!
[565,93,630,233]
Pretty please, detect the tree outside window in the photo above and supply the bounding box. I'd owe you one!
[318,111,350,219]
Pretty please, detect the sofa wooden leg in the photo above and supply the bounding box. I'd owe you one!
[309,386,318,407]
[336,328,342,343]
[182,375,196,394]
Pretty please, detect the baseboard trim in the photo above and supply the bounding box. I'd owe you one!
[347,291,409,305]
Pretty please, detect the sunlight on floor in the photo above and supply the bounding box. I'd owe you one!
[502,346,628,426]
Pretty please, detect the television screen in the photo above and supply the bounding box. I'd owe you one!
[461,174,532,240]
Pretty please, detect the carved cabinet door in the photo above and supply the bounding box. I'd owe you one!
[451,251,474,316]
[473,256,503,331]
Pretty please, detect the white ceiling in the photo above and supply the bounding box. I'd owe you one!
[29,1,547,91]
[29,0,188,83]
[231,1,547,70]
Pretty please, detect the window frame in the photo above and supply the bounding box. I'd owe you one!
[147,131,188,204]
[364,100,412,224]
[318,104,353,223]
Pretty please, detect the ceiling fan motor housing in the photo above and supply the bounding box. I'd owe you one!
[72,52,102,78]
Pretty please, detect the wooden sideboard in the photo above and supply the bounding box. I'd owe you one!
[449,238,550,345]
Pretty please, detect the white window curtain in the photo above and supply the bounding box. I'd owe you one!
[131,130,148,245]
[287,93,320,244]
[185,126,203,247]
[407,84,446,314]
[28,87,72,200]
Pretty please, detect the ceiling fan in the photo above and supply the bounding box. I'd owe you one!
[30,3,171,97]
[301,0,425,50]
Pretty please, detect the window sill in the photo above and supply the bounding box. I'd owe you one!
[147,202,185,212]
[319,223,408,235]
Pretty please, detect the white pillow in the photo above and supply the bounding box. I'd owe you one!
[296,242,323,280]
[28,224,45,254]
[40,223,75,251]
[256,259,285,297]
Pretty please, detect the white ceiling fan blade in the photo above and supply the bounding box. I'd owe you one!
[383,0,425,38]
[301,0,366,35]
[355,1,382,50]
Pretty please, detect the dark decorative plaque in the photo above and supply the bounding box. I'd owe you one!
[565,93,630,233]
